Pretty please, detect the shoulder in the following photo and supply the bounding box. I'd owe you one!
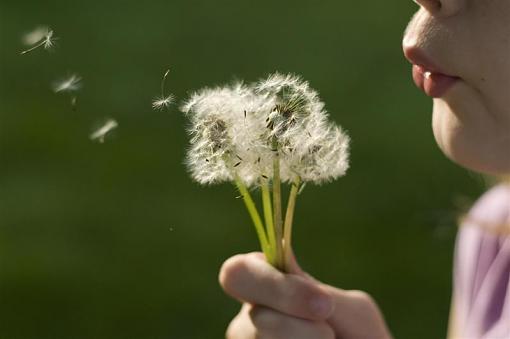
[464,183,510,234]
[452,184,510,336]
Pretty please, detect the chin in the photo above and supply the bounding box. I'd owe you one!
[431,84,510,176]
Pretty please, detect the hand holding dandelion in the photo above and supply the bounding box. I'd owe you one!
[182,73,349,271]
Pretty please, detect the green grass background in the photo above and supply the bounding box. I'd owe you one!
[0,1,488,338]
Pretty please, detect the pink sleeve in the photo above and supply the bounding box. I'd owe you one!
[453,184,510,338]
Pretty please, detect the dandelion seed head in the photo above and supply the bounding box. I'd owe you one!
[182,73,350,186]
[152,94,175,110]
[186,115,235,184]
[255,73,326,145]
[287,125,350,184]
[90,119,118,143]
[53,74,82,93]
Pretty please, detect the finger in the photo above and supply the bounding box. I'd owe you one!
[226,304,257,339]
[285,247,305,275]
[248,305,335,339]
[323,287,393,339]
[219,252,335,321]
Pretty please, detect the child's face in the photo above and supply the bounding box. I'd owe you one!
[403,0,510,175]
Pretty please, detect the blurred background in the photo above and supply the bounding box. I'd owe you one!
[0,1,489,338]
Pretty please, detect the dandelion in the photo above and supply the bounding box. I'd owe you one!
[89,119,118,143]
[20,27,57,55]
[152,69,175,110]
[181,73,350,271]
[53,74,82,93]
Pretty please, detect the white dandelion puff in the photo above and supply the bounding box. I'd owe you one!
[254,72,326,146]
[20,27,57,55]
[181,82,276,186]
[89,119,118,143]
[181,72,351,272]
[181,74,350,185]
[152,69,175,110]
[285,124,350,184]
[53,74,82,93]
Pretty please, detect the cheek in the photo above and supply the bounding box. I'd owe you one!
[431,82,510,175]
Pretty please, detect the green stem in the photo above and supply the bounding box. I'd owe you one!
[272,139,284,270]
[261,180,276,264]
[283,176,301,272]
[235,178,271,261]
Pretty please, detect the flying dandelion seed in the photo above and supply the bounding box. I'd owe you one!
[71,96,78,111]
[152,69,175,110]
[89,119,118,143]
[152,94,175,110]
[53,74,82,93]
[22,26,49,46]
[20,27,56,55]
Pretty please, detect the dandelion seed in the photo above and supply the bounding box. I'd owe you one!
[152,94,175,110]
[22,26,49,46]
[152,68,175,110]
[71,96,77,111]
[20,27,56,55]
[53,74,82,93]
[89,119,118,143]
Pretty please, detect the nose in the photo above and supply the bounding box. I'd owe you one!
[413,0,464,17]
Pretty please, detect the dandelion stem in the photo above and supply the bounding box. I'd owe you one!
[261,179,276,265]
[283,176,301,272]
[235,177,271,261]
[272,139,284,270]
[20,40,46,55]
[161,69,170,97]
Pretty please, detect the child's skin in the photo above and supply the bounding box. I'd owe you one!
[219,0,510,337]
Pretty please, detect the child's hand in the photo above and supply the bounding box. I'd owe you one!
[219,252,392,339]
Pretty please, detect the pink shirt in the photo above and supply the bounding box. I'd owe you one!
[453,184,510,338]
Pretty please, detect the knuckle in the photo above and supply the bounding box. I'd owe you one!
[249,306,282,332]
[279,276,321,312]
[347,290,378,311]
[317,325,336,339]
[226,306,256,339]
[279,276,307,301]
[225,318,240,339]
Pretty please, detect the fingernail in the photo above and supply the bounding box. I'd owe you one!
[309,294,334,318]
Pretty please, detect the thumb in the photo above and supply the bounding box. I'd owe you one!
[284,248,316,282]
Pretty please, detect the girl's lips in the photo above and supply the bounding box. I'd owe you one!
[412,65,459,98]
[404,46,460,98]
